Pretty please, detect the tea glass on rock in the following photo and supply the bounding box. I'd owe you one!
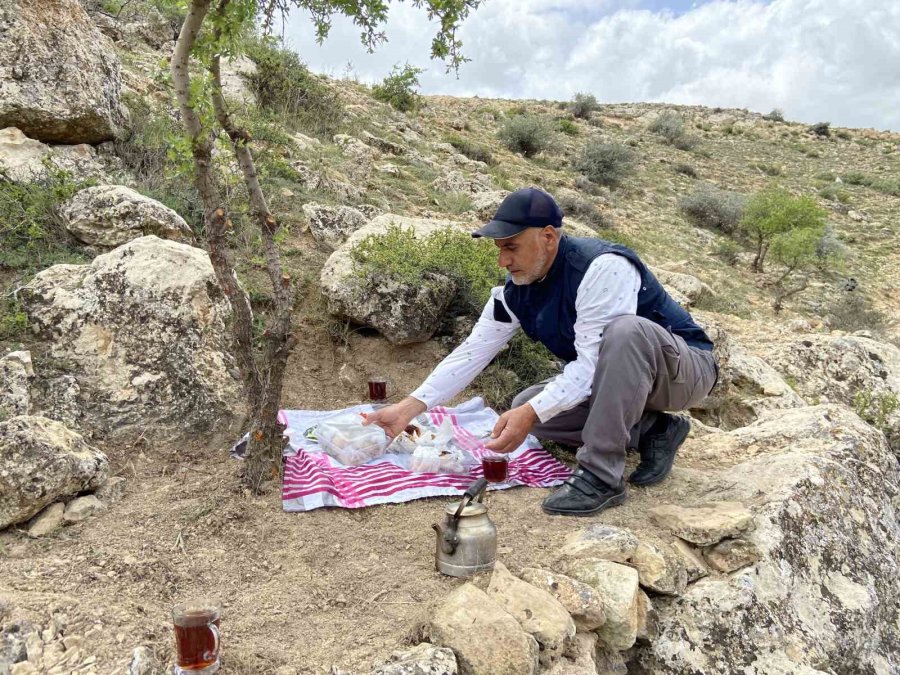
[173,599,221,674]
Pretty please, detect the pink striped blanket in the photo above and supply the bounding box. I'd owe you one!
[279,397,572,512]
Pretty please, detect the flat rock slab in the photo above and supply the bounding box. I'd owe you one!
[558,525,638,563]
[519,568,606,632]
[648,501,754,546]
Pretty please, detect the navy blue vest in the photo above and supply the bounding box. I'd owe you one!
[502,236,714,362]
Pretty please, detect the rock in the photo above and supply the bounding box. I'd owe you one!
[370,643,457,675]
[219,55,256,104]
[650,267,713,306]
[0,127,105,183]
[290,161,362,201]
[468,190,509,220]
[362,131,407,156]
[292,132,321,150]
[670,539,709,583]
[486,562,575,668]
[769,334,900,449]
[519,568,606,631]
[629,538,687,595]
[429,583,538,675]
[128,646,159,675]
[542,632,597,675]
[94,476,126,502]
[62,495,103,523]
[376,163,401,175]
[0,621,30,671]
[60,185,193,247]
[691,322,806,429]
[703,538,760,573]
[630,405,900,672]
[432,170,493,195]
[649,501,754,546]
[0,351,33,417]
[320,215,464,344]
[562,560,640,651]
[0,0,128,143]
[303,203,369,251]
[635,590,655,642]
[594,646,627,675]
[558,524,638,563]
[21,236,244,440]
[0,416,107,529]
[27,502,64,537]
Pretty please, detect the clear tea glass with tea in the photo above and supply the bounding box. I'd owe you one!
[173,599,221,674]
[367,377,389,402]
[482,452,509,483]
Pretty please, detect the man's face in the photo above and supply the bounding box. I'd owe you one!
[494,227,556,285]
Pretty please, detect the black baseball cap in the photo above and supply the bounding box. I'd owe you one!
[472,187,564,239]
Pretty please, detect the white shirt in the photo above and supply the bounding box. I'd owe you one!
[409,254,641,423]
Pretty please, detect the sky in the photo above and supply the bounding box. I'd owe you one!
[283,0,900,131]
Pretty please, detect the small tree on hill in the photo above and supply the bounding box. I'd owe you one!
[171,0,480,491]
[373,63,424,112]
[739,189,826,272]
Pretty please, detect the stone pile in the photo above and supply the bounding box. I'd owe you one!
[0,613,102,675]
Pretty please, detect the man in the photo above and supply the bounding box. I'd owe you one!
[364,187,718,516]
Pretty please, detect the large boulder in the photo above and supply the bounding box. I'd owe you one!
[0,415,108,529]
[429,583,539,675]
[302,203,368,251]
[0,351,33,417]
[769,334,900,450]
[0,0,128,144]
[486,562,576,668]
[320,215,464,344]
[20,236,244,439]
[629,405,900,673]
[60,185,194,247]
[562,560,640,651]
[0,127,105,183]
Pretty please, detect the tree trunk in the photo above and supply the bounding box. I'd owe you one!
[172,0,295,491]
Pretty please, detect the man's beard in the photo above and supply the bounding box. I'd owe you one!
[510,248,548,285]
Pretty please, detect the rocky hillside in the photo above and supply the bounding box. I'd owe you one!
[1,0,899,673]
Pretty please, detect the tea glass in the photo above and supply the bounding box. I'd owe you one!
[173,599,221,674]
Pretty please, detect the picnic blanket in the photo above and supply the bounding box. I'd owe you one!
[278,397,572,512]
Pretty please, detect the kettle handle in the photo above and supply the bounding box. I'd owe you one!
[451,477,489,523]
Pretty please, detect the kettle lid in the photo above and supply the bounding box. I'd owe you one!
[445,500,487,517]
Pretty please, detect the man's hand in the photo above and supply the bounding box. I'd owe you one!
[485,403,538,454]
[362,396,427,439]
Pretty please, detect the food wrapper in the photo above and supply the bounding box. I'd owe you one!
[317,412,391,466]
[409,418,471,474]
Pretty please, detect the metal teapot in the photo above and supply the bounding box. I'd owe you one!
[432,477,497,578]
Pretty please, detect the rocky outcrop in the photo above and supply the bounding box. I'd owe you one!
[0,127,106,183]
[629,405,900,673]
[0,0,128,144]
[20,236,244,439]
[60,185,194,247]
[693,320,806,428]
[769,334,900,449]
[0,415,108,529]
[320,215,464,344]
[370,643,457,675]
[649,268,713,307]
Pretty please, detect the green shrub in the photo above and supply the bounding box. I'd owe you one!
[649,112,699,150]
[762,108,785,122]
[818,184,851,204]
[556,118,580,136]
[808,121,830,137]
[569,93,599,120]
[350,224,504,314]
[853,389,899,437]
[0,163,91,272]
[740,188,828,272]
[839,171,900,197]
[554,191,611,229]
[574,141,635,186]
[0,295,28,343]
[372,63,423,112]
[678,183,747,233]
[498,115,556,158]
[712,239,741,265]
[244,37,344,137]
[824,291,885,333]
[447,135,494,164]
[835,129,852,140]
[753,162,783,176]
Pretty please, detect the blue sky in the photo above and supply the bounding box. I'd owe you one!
[283,0,899,131]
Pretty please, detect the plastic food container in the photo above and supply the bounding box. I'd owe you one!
[317,412,392,466]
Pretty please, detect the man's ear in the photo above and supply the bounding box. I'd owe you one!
[542,225,558,244]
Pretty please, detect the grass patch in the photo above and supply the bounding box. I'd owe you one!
[472,333,560,409]
[447,135,494,165]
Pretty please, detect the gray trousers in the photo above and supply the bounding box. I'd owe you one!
[512,315,718,486]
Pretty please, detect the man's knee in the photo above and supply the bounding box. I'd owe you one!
[511,387,536,409]
[603,315,645,346]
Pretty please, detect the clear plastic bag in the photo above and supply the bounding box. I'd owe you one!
[409,419,470,474]
[317,411,391,466]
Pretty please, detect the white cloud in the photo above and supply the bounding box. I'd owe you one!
[284,0,900,130]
